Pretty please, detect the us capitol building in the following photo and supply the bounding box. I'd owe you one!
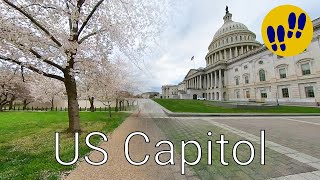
[161,8,320,105]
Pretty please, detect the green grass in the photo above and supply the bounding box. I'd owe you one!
[153,99,320,113]
[0,111,129,180]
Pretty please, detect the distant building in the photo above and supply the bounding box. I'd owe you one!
[141,92,160,99]
[163,8,320,105]
[161,85,178,99]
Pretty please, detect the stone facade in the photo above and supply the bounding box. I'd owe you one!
[165,10,320,105]
[161,85,179,99]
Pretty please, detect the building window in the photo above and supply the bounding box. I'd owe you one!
[244,76,249,84]
[236,91,240,99]
[301,63,311,75]
[245,91,250,99]
[244,65,248,69]
[305,86,315,98]
[261,90,267,98]
[235,68,238,72]
[279,68,287,79]
[259,60,263,65]
[282,88,290,98]
[259,69,266,82]
[235,77,239,86]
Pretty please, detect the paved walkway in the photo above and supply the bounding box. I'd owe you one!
[65,99,320,180]
[65,99,197,180]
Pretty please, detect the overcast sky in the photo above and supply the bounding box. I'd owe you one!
[138,0,320,93]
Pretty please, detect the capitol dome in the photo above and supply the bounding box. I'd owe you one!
[205,7,261,67]
[213,21,249,39]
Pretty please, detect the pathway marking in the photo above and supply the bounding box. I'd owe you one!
[281,117,320,126]
[268,170,320,180]
[192,118,320,171]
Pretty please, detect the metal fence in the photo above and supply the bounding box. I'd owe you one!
[1,105,135,112]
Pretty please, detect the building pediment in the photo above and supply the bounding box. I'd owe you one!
[184,69,199,79]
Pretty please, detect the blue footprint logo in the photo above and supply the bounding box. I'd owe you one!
[288,12,307,39]
[266,12,307,52]
[267,25,286,51]
[262,5,313,57]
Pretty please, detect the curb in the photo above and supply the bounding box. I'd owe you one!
[153,100,320,117]
[165,112,320,117]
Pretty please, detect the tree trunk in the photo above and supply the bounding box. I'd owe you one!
[8,96,15,110]
[51,97,54,111]
[23,99,27,110]
[108,105,112,118]
[115,98,119,112]
[8,101,13,110]
[89,97,95,112]
[64,74,81,133]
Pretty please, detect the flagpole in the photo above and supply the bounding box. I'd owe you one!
[193,59,195,69]
[191,56,195,69]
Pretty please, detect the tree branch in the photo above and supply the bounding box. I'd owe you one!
[3,0,63,47]
[0,55,65,82]
[64,0,72,31]
[29,48,64,71]
[78,0,105,36]
[14,43,64,72]
[78,29,106,44]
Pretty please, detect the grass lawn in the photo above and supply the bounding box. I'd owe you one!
[0,111,129,180]
[153,99,320,113]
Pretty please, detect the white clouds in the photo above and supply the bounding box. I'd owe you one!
[138,0,320,93]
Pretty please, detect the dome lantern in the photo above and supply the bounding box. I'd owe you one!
[223,6,232,23]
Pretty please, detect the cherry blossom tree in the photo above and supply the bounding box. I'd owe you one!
[0,0,170,132]
[78,57,136,116]
[29,75,65,110]
[0,65,33,111]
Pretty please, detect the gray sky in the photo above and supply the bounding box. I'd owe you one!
[139,0,320,93]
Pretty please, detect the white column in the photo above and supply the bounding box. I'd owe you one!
[229,48,232,59]
[224,49,227,60]
[215,71,218,88]
[200,75,202,89]
[219,69,222,88]
[210,72,213,89]
[224,70,228,87]
[195,76,197,89]
[197,76,199,89]
[235,47,238,57]
[208,74,211,89]
[207,74,210,89]
[241,46,244,54]
[247,46,249,52]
